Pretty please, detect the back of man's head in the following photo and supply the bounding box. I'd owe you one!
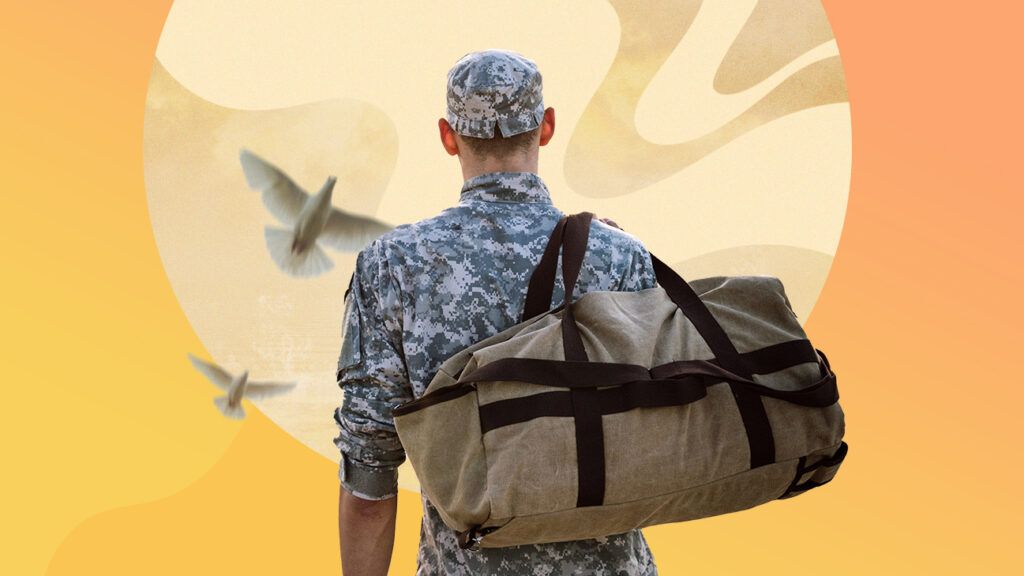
[444,49,545,161]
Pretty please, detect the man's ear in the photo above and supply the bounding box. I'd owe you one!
[538,107,555,147]
[438,118,460,156]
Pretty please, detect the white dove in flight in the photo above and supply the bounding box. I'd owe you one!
[239,148,393,277]
[187,353,297,419]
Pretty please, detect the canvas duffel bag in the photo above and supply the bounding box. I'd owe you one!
[393,211,848,550]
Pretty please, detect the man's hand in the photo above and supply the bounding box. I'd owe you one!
[597,216,623,231]
[338,486,398,576]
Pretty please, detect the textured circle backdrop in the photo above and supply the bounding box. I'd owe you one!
[3,1,1021,575]
[143,1,851,493]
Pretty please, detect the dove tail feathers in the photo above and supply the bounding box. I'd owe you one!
[264,227,334,278]
[214,396,245,419]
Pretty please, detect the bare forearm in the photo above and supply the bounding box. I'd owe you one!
[338,485,397,576]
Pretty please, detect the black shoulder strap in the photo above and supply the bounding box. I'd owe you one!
[524,211,776,470]
[521,214,570,321]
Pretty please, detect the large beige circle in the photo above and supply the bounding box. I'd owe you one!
[145,0,851,493]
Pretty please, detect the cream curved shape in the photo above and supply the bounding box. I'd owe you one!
[635,0,841,143]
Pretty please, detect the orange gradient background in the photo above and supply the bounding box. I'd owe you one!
[2,2,1022,575]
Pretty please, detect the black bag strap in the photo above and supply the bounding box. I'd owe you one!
[520,212,592,361]
[522,210,776,470]
[524,211,754,376]
[647,253,753,378]
[521,214,570,321]
[559,213,592,362]
[643,244,774,468]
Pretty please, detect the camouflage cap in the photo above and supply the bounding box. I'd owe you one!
[445,49,545,139]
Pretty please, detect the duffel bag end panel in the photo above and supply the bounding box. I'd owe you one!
[763,396,846,463]
[778,440,849,499]
[393,369,490,532]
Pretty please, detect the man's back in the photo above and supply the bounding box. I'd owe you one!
[334,171,659,574]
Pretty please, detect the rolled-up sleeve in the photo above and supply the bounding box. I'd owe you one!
[333,238,411,500]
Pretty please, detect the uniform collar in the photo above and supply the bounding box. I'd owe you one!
[458,171,553,204]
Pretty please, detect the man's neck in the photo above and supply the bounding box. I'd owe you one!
[460,155,538,181]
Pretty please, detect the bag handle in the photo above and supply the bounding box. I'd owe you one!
[520,212,592,361]
[522,211,754,377]
[521,212,781,469]
[558,213,592,361]
[521,214,570,322]
[647,253,753,379]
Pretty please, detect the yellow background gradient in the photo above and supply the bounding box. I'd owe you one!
[2,1,1021,575]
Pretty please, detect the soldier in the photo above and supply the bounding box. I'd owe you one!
[334,49,659,575]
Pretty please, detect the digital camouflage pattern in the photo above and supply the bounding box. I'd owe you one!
[446,49,546,139]
[333,171,660,575]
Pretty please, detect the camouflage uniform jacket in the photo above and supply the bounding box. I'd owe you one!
[333,171,660,575]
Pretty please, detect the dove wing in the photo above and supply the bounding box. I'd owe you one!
[244,381,297,400]
[320,208,394,252]
[187,353,233,390]
[239,148,309,225]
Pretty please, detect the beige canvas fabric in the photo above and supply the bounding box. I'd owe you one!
[393,213,847,549]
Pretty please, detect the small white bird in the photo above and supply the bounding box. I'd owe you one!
[187,353,297,419]
[239,148,393,277]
